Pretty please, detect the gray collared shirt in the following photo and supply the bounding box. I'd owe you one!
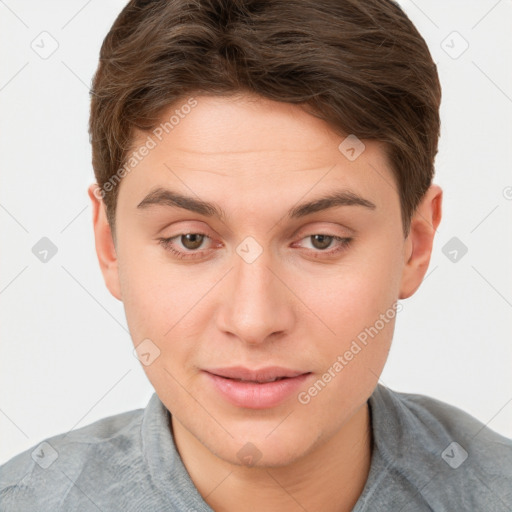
[1,383,511,511]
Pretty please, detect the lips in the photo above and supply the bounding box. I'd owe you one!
[204,366,309,382]
[202,366,313,409]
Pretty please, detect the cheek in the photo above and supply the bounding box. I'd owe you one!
[301,256,400,335]
[293,241,402,378]
[117,247,216,373]
[118,254,202,399]
[293,264,400,414]
[117,242,194,333]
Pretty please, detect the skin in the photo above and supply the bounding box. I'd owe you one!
[88,93,442,512]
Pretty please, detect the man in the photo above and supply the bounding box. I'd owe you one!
[1,0,511,510]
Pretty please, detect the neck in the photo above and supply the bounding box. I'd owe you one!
[171,402,373,512]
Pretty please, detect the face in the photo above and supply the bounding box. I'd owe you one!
[96,93,412,467]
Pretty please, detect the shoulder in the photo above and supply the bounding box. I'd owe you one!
[387,385,512,465]
[370,384,512,510]
[0,405,145,511]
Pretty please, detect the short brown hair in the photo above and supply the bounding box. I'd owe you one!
[89,0,441,236]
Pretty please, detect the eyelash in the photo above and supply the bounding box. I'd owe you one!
[157,233,353,260]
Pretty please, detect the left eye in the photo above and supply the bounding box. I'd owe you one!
[294,234,353,257]
[300,234,342,250]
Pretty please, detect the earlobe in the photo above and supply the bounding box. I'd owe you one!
[87,184,122,301]
[399,184,443,299]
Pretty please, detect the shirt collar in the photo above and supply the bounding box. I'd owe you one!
[141,392,214,510]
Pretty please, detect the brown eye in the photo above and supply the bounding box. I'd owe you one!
[181,233,205,250]
[310,234,334,250]
[293,234,353,258]
[158,232,216,260]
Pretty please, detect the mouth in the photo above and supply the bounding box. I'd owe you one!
[223,376,291,383]
[204,366,310,382]
[202,366,313,409]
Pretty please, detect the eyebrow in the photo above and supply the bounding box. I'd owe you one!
[136,187,376,220]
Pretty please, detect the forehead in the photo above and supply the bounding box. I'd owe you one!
[118,94,397,213]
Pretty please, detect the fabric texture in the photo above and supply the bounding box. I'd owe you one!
[1,383,511,511]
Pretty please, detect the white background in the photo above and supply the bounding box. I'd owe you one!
[0,0,511,464]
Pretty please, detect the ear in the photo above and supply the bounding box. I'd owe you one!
[88,184,122,301]
[399,184,443,299]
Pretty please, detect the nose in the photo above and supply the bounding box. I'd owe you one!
[216,245,295,345]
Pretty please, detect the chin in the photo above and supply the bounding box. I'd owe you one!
[207,428,314,469]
